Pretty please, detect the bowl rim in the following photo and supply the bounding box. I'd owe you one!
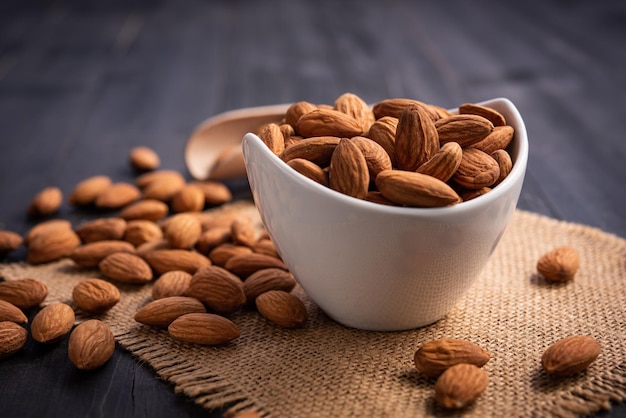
[244,97,528,219]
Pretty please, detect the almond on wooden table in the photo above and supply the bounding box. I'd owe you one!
[30,302,75,344]
[24,219,72,246]
[138,170,185,202]
[68,175,112,206]
[0,278,48,310]
[129,146,160,171]
[72,278,121,313]
[68,319,115,370]
[0,321,28,360]
[0,300,28,324]
[94,182,141,209]
[0,230,23,253]
[230,217,257,247]
[26,225,81,264]
[27,186,63,217]
[118,199,169,222]
[168,313,240,345]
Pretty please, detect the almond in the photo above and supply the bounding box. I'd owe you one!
[296,108,363,138]
[124,220,164,246]
[118,199,169,221]
[30,302,75,344]
[251,238,281,259]
[209,244,253,267]
[395,104,439,171]
[416,142,463,182]
[74,217,127,243]
[376,170,461,207]
[27,227,81,264]
[95,182,141,209]
[171,184,206,213]
[372,98,436,120]
[460,187,492,202]
[435,114,494,147]
[350,136,393,180]
[258,122,286,156]
[537,246,580,282]
[190,181,233,206]
[24,219,72,245]
[243,269,297,303]
[0,230,23,253]
[187,266,246,314]
[435,363,489,409]
[334,92,375,133]
[225,253,288,279]
[414,338,491,378]
[285,101,317,129]
[130,146,160,171]
[459,103,507,126]
[139,171,185,202]
[328,138,370,199]
[452,148,500,189]
[0,321,28,359]
[195,227,232,254]
[280,136,341,166]
[72,278,121,313]
[286,158,329,187]
[168,313,239,345]
[255,290,307,328]
[165,213,202,249]
[0,300,28,324]
[68,175,112,206]
[365,191,397,206]
[134,296,206,327]
[135,239,170,257]
[366,116,398,167]
[99,252,153,284]
[279,123,295,141]
[231,217,257,247]
[28,186,63,217]
[152,270,193,300]
[70,240,136,267]
[135,169,182,188]
[0,278,48,309]
[470,125,515,155]
[542,335,601,377]
[490,149,513,186]
[143,249,212,274]
[68,319,115,370]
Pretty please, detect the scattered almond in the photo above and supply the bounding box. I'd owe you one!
[230,217,257,247]
[187,266,246,315]
[171,184,205,213]
[74,217,127,243]
[165,213,202,249]
[72,278,121,314]
[435,363,489,409]
[209,243,253,267]
[24,219,72,246]
[151,270,193,300]
[0,321,28,360]
[0,230,23,253]
[255,290,307,328]
[134,296,206,328]
[30,302,75,344]
[243,268,297,303]
[191,181,233,206]
[28,186,63,217]
[537,246,580,282]
[130,146,160,171]
[168,313,240,345]
[0,300,28,324]
[27,226,81,264]
[118,199,169,222]
[68,319,115,370]
[124,219,164,246]
[143,249,212,274]
[68,175,112,206]
[94,182,141,209]
[0,278,48,310]
[414,338,491,378]
[542,336,600,377]
[225,253,288,279]
[99,252,153,284]
[70,240,136,267]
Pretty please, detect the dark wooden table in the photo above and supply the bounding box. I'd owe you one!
[1,1,624,417]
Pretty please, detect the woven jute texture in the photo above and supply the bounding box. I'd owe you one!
[1,203,625,418]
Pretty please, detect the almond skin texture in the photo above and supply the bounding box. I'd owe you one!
[350,136,393,180]
[296,108,363,138]
[130,146,160,171]
[24,219,72,246]
[209,244,253,267]
[30,303,75,344]
[376,170,461,208]
[134,296,206,328]
[95,182,141,209]
[452,148,500,190]
[366,116,398,167]
[243,268,297,303]
[140,172,186,202]
[70,240,136,267]
[171,185,206,213]
[99,252,153,284]
[195,227,232,254]
[230,217,258,247]
[0,278,48,310]
[287,158,329,187]
[470,125,514,155]
[285,101,317,129]
[143,249,212,274]
[329,138,370,199]
[168,313,240,345]
[190,181,233,206]
[435,363,489,409]
[459,103,507,126]
[414,338,491,378]
[68,175,112,206]
[395,104,439,171]
[490,149,513,186]
[118,200,169,222]
[74,217,127,243]
[280,136,341,166]
[542,336,601,377]
[372,98,434,120]
[225,253,288,279]
[165,213,202,249]
[258,122,286,156]
[537,246,580,282]
[28,186,63,217]
[416,141,463,183]
[72,278,121,314]
[255,290,307,328]
[0,230,23,253]
[68,319,115,370]
[0,321,28,360]
[435,114,494,147]
[0,300,28,324]
[124,220,164,246]
[27,225,81,264]
[334,92,375,133]
[151,270,193,300]
[187,266,246,315]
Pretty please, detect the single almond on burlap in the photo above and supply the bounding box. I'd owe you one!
[72,278,121,313]
[27,226,81,264]
[376,170,461,208]
[152,270,193,300]
[138,170,185,202]
[366,116,398,167]
[68,175,112,206]
[334,92,375,133]
[99,252,153,284]
[251,238,280,259]
[536,246,580,282]
[129,146,160,171]
[24,219,72,245]
[285,101,317,129]
[68,319,115,370]
[70,240,135,267]
[124,220,163,246]
[190,181,233,206]
[255,290,307,328]
[118,199,169,221]
[187,266,246,314]
[435,114,494,147]
[296,108,363,138]
[258,122,286,156]
[164,213,202,249]
[452,148,500,190]
[0,321,28,360]
[287,158,329,187]
[209,244,253,267]
[225,252,288,279]
[351,136,393,180]
[171,184,205,213]
[231,217,257,247]
[435,363,489,409]
[74,217,127,243]
[134,296,206,328]
[414,338,491,378]
[27,186,62,218]
[542,335,600,377]
[0,300,28,324]
[490,149,513,186]
[329,138,370,199]
[470,125,515,155]
[395,104,439,171]
[0,278,48,310]
[372,98,438,120]
[280,136,341,166]
[243,269,297,303]
[95,182,141,209]
[195,227,232,254]
[143,249,212,274]
[416,142,463,183]
[168,313,239,345]
[30,302,75,344]
[0,230,23,253]
[459,103,507,126]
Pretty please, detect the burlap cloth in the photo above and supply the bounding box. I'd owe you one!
[1,202,625,418]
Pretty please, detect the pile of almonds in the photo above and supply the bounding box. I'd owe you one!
[256,93,515,207]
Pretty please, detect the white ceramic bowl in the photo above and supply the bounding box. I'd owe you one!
[242,98,528,331]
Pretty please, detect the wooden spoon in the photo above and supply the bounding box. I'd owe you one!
[185,104,290,180]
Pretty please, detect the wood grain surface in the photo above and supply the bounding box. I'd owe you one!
[1,1,624,417]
